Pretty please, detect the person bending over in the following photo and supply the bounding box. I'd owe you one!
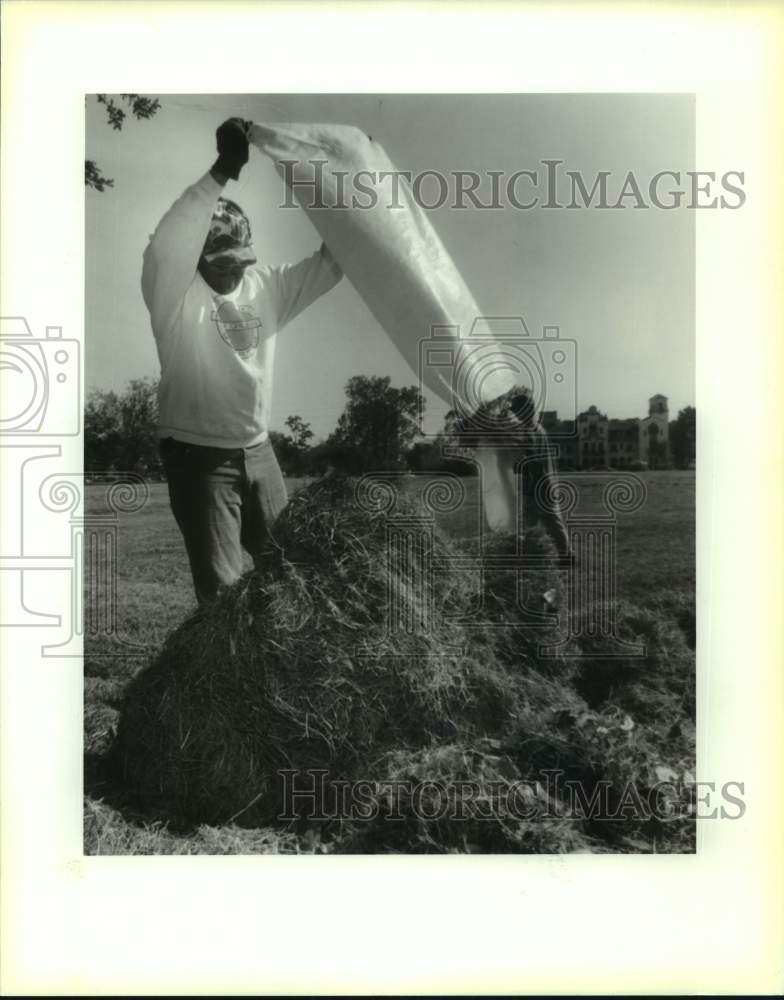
[509,391,571,559]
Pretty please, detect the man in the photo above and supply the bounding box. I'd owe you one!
[454,389,571,558]
[509,391,571,558]
[142,118,343,603]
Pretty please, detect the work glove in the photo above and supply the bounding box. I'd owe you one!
[214,117,251,181]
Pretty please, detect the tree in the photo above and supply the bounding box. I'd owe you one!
[86,94,161,192]
[285,414,314,450]
[306,439,361,477]
[84,377,161,474]
[268,430,298,475]
[406,439,444,473]
[117,377,160,472]
[84,387,122,470]
[670,406,696,469]
[406,430,477,477]
[326,375,423,472]
[269,416,315,476]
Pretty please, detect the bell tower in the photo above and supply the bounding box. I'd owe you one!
[648,394,669,418]
[640,394,670,467]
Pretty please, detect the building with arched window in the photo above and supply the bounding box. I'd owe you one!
[540,394,671,469]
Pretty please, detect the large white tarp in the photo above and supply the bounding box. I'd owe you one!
[249,123,519,417]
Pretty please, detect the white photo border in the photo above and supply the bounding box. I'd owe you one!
[1,1,782,994]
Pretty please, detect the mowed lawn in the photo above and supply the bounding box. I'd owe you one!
[84,471,695,853]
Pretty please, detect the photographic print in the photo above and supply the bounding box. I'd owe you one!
[83,93,699,854]
[3,2,783,994]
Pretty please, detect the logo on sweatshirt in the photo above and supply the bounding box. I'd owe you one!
[212,300,262,360]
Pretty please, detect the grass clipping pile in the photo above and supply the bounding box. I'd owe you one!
[119,476,695,853]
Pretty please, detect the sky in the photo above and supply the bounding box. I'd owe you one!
[85,93,695,439]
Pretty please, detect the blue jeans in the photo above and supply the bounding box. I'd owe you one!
[160,436,288,604]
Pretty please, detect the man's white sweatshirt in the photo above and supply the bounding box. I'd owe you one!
[141,171,342,449]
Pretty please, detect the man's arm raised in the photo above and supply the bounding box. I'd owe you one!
[140,119,250,340]
[141,170,225,340]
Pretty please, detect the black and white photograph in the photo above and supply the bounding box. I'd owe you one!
[2,2,782,995]
[83,92,700,855]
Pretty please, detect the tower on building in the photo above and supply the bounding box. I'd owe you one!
[648,394,669,417]
[640,394,670,467]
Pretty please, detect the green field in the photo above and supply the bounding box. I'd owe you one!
[85,471,695,854]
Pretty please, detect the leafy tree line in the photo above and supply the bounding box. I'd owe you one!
[669,406,696,469]
[85,377,696,477]
[84,374,467,478]
[85,377,161,475]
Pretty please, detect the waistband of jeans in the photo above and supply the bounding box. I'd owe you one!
[159,436,251,458]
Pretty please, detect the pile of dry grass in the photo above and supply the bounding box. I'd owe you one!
[117,475,695,852]
[83,798,313,855]
[118,477,548,826]
[331,741,609,854]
